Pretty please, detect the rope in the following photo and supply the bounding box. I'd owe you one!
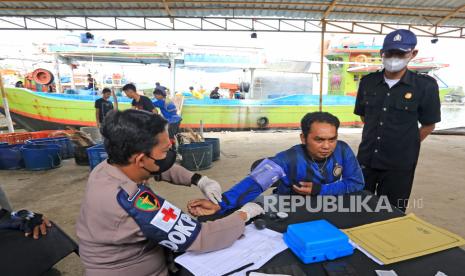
[191,151,206,171]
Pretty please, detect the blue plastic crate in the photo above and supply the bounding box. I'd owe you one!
[283,220,353,264]
[86,144,108,170]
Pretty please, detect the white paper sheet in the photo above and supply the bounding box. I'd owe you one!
[175,225,288,276]
[375,270,398,276]
[349,239,384,265]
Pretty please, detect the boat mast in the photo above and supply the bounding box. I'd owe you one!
[319,20,326,112]
[249,68,255,99]
[169,55,176,96]
[0,72,15,132]
[54,54,62,93]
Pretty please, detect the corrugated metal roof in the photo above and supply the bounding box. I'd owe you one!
[0,1,464,27]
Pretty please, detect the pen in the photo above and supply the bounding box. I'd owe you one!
[221,262,255,276]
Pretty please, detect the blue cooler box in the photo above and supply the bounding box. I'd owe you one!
[283,219,353,264]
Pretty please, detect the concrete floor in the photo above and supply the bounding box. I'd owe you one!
[1,131,464,275]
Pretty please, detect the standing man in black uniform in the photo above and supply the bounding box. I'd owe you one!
[354,29,441,212]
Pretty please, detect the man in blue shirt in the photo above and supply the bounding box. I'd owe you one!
[155,82,167,94]
[188,112,365,215]
[152,88,182,145]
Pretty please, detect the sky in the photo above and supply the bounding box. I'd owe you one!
[1,29,465,88]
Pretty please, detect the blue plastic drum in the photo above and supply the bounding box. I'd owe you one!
[0,144,24,170]
[178,142,213,171]
[26,137,74,159]
[21,144,61,171]
[204,138,220,161]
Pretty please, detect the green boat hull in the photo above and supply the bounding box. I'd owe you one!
[0,88,362,131]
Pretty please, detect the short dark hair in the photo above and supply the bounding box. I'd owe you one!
[153,88,166,97]
[102,88,111,94]
[301,112,340,138]
[101,109,168,165]
[156,82,160,86]
[122,83,136,92]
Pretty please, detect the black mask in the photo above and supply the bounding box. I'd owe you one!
[143,149,176,176]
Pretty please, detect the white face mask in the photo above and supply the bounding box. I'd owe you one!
[382,57,410,72]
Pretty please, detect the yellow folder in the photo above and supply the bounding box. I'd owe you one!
[343,213,465,264]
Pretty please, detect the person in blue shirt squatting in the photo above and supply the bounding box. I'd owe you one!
[152,88,182,145]
[188,112,365,216]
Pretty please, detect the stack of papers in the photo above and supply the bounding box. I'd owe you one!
[175,225,288,276]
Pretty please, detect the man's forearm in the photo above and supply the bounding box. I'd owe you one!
[160,164,194,186]
[111,89,118,110]
[187,212,245,253]
[95,110,100,126]
[219,177,262,214]
[420,124,435,142]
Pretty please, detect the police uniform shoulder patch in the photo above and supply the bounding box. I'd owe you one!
[117,185,201,252]
[134,191,160,212]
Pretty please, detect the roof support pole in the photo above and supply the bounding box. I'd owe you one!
[249,68,255,99]
[319,19,326,112]
[0,72,15,133]
[169,56,176,97]
[54,54,62,93]
[70,65,76,91]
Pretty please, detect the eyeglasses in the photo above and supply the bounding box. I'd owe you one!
[382,51,411,58]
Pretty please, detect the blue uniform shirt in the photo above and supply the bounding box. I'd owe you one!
[219,141,365,213]
[152,99,182,124]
